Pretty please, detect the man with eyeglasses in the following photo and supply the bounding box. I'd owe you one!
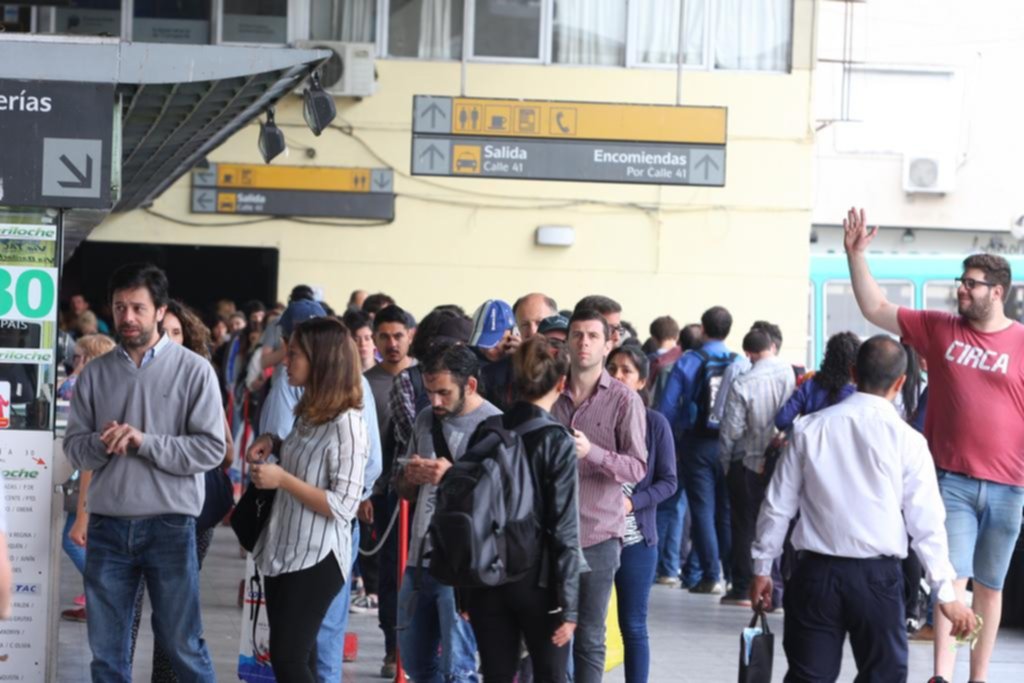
[845,207,1024,683]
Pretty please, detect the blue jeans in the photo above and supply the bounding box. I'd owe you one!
[615,542,658,683]
[84,514,215,683]
[63,512,87,576]
[680,437,731,583]
[316,523,359,683]
[655,486,686,578]
[938,470,1024,590]
[397,568,479,683]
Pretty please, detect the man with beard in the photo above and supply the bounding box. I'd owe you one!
[396,343,501,683]
[845,208,1022,683]
[65,264,225,682]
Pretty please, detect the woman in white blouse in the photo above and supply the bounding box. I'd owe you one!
[247,317,369,683]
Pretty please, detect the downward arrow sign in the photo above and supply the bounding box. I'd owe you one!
[58,154,93,189]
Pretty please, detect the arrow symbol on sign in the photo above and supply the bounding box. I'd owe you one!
[194,171,216,185]
[374,175,391,190]
[419,145,444,170]
[693,154,720,180]
[420,102,446,128]
[57,154,93,189]
[196,191,213,208]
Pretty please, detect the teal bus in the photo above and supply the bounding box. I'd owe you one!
[807,253,1024,367]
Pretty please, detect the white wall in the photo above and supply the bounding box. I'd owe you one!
[813,0,1024,234]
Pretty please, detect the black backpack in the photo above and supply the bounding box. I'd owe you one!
[687,349,738,439]
[427,414,553,588]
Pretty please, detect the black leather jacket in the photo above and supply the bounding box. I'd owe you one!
[505,400,583,623]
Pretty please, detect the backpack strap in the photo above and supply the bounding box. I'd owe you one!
[431,415,454,463]
[513,416,560,436]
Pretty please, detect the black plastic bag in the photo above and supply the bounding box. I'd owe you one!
[738,608,774,683]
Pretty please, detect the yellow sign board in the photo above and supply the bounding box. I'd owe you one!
[449,98,726,145]
[216,164,374,193]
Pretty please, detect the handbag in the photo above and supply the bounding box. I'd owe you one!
[230,483,276,553]
[197,467,235,531]
[738,608,774,683]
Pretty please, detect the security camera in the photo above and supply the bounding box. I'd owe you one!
[1012,215,1024,241]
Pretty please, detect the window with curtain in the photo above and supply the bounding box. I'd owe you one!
[389,0,464,59]
[552,0,626,66]
[634,0,706,66]
[310,0,376,42]
[473,0,542,60]
[715,0,792,71]
[224,0,287,43]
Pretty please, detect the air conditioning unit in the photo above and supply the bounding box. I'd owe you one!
[293,41,377,98]
[902,154,955,194]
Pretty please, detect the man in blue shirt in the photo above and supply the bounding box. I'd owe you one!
[657,305,736,594]
[258,299,383,683]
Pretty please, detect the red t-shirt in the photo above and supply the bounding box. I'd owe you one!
[899,308,1024,486]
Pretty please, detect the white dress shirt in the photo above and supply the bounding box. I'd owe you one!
[752,392,957,602]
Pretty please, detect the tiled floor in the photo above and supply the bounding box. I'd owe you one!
[57,528,1024,681]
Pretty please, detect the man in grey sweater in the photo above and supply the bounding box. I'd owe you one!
[65,264,224,683]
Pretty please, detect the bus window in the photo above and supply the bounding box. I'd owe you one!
[824,280,913,340]
[1005,285,1024,321]
[925,281,958,314]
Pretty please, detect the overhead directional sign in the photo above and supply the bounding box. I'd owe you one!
[411,95,726,187]
[0,80,115,209]
[191,163,394,220]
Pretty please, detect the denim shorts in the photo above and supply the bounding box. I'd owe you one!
[938,470,1024,590]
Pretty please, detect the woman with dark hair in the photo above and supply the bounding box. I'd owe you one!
[774,331,861,431]
[247,318,369,683]
[606,345,678,683]
[163,300,213,358]
[463,335,582,683]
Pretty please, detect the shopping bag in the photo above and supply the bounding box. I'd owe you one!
[238,555,276,682]
[604,584,625,672]
[738,608,774,683]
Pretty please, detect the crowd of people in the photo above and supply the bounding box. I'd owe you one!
[53,207,1024,683]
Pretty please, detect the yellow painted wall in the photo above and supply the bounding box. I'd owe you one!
[92,0,817,363]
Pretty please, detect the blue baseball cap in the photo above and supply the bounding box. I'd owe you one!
[279,299,326,337]
[469,299,515,349]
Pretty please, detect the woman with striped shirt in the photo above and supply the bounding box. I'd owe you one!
[247,317,369,683]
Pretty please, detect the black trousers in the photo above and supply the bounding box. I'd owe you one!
[783,553,908,683]
[358,519,379,594]
[264,553,344,683]
[374,491,399,656]
[467,577,569,683]
[726,464,761,593]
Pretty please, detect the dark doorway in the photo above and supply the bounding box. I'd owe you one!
[61,241,279,323]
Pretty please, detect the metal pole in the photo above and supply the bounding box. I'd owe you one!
[395,499,410,683]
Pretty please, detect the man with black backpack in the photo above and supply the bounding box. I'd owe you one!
[396,343,501,683]
[658,305,738,595]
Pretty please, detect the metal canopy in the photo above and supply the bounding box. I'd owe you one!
[0,35,330,257]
